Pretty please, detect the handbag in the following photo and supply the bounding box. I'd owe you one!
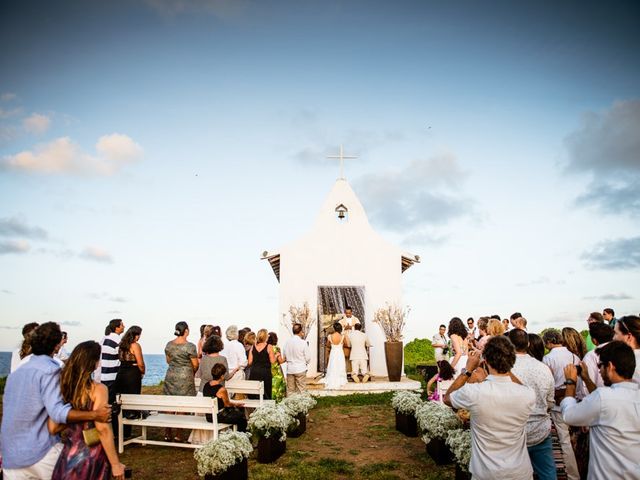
[82,422,101,447]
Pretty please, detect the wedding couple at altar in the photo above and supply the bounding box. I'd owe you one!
[322,309,372,389]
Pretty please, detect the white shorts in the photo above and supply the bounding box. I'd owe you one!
[3,443,63,480]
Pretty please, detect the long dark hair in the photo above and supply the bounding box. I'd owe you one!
[527,333,545,362]
[448,317,468,339]
[19,322,39,359]
[60,341,101,410]
[437,360,455,380]
[120,326,142,358]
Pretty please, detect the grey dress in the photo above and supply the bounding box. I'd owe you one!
[198,355,230,393]
[163,341,198,396]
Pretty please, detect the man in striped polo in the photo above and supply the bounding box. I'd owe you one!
[101,318,125,387]
[101,318,124,439]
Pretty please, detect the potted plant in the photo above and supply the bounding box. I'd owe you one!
[391,391,422,437]
[373,303,409,381]
[446,428,472,480]
[280,392,317,438]
[248,404,293,463]
[193,431,252,480]
[415,402,461,465]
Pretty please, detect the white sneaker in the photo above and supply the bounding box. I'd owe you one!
[352,375,361,383]
[362,374,370,383]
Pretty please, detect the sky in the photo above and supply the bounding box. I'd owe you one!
[1,0,639,353]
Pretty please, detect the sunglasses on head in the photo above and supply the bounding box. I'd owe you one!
[617,318,629,334]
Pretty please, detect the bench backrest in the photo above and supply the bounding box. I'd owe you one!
[118,394,218,415]
[225,379,264,396]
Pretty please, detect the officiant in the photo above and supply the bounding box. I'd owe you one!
[339,307,360,374]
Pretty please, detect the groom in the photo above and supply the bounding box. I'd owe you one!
[340,307,360,375]
[349,323,371,383]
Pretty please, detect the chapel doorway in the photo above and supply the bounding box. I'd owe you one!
[317,285,365,373]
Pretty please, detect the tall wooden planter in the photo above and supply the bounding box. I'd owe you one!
[203,458,248,480]
[454,464,471,480]
[384,341,403,382]
[288,412,307,438]
[425,437,454,465]
[395,410,418,437]
[257,436,286,463]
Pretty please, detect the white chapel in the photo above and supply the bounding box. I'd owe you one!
[262,153,420,378]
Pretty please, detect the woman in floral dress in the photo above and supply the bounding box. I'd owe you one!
[51,341,125,480]
[268,332,286,402]
[163,321,199,442]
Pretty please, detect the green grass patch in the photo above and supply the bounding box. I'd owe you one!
[317,458,356,475]
[315,392,393,408]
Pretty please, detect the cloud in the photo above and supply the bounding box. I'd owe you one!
[0,133,143,175]
[565,100,640,216]
[2,289,12,294]
[0,216,48,239]
[60,320,82,327]
[80,246,114,264]
[0,239,30,254]
[0,107,22,119]
[1,93,17,102]
[0,325,20,330]
[402,231,449,248]
[581,236,640,270]
[583,293,634,301]
[353,153,475,236]
[143,0,250,19]
[23,113,51,134]
[88,292,127,303]
[515,276,551,287]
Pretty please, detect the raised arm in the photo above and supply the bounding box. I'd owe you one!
[92,383,126,479]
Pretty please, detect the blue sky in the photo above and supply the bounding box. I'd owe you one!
[1,0,639,353]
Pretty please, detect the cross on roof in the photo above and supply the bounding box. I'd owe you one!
[327,145,357,180]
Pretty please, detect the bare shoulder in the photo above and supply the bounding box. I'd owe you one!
[91,382,108,404]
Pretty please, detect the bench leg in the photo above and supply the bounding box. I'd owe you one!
[118,412,124,454]
[142,425,147,446]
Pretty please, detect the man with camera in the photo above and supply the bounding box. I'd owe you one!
[432,324,449,362]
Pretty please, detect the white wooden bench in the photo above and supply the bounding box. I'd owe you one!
[225,379,276,408]
[116,394,235,453]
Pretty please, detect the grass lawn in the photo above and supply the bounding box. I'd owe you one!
[117,387,455,479]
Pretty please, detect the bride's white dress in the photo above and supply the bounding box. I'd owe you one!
[321,334,348,389]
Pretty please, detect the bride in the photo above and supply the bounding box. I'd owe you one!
[321,322,350,389]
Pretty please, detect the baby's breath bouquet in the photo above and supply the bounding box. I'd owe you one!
[280,392,317,417]
[193,431,252,477]
[415,402,462,444]
[373,303,409,342]
[248,404,294,442]
[391,391,422,415]
[446,428,472,472]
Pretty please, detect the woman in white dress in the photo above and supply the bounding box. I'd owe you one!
[448,317,470,377]
[321,322,350,389]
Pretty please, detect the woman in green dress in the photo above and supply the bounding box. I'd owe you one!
[163,321,198,442]
[267,332,286,402]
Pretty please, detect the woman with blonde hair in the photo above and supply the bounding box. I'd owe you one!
[247,329,277,399]
[562,327,587,360]
[51,341,125,480]
[478,318,506,350]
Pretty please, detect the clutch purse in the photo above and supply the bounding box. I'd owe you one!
[82,424,101,447]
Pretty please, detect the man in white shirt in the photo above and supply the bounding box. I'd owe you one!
[466,318,478,340]
[222,325,248,381]
[445,336,535,480]
[542,329,581,480]
[509,329,556,480]
[612,315,640,385]
[561,341,640,480]
[349,323,371,383]
[282,323,311,395]
[432,324,449,362]
[582,322,614,391]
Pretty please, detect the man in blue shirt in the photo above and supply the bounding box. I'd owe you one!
[1,322,111,479]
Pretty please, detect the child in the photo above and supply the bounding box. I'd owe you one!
[427,360,455,403]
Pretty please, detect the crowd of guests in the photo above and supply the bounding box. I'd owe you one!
[431,309,640,480]
[0,318,312,479]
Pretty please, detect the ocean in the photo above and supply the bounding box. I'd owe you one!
[0,351,168,386]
